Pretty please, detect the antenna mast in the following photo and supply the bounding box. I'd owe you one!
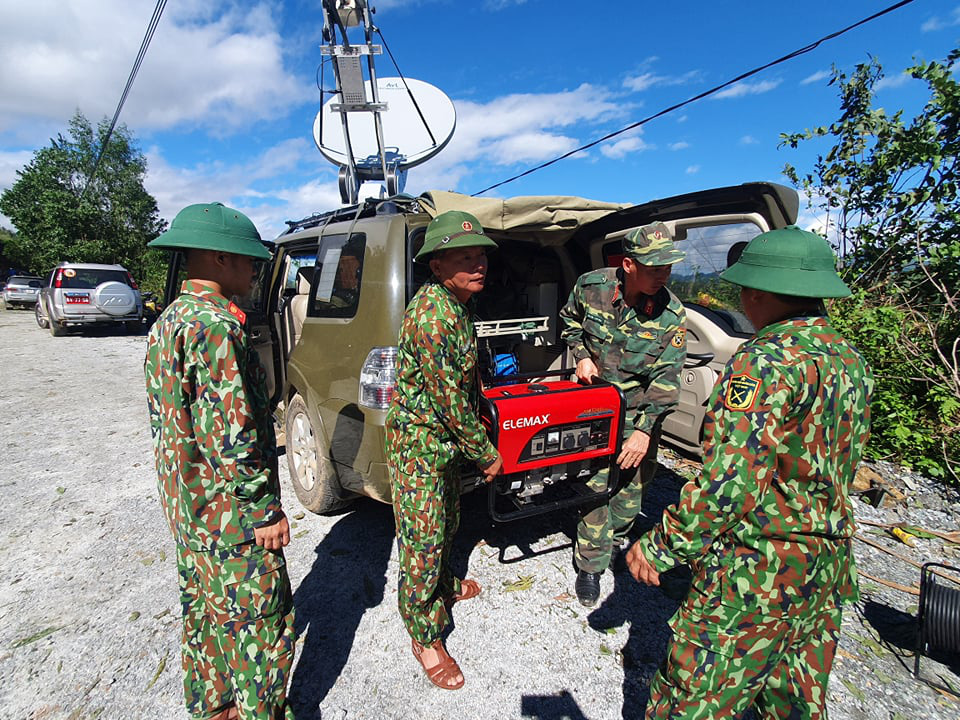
[320,0,396,204]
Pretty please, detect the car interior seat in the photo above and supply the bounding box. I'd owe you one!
[290,266,313,347]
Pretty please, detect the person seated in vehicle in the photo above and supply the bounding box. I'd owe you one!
[329,241,363,309]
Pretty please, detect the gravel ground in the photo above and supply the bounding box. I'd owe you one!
[0,307,958,720]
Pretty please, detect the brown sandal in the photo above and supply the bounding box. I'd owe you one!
[411,639,464,690]
[452,578,482,603]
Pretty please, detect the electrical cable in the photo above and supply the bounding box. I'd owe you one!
[81,0,167,199]
[919,563,960,657]
[470,0,918,197]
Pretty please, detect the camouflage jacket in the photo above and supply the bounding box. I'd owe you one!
[144,280,283,551]
[637,316,874,617]
[385,279,498,475]
[559,267,686,434]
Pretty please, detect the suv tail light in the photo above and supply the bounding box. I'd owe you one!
[126,271,139,290]
[359,346,398,410]
[54,269,63,288]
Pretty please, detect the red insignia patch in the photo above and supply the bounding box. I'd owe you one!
[462,221,473,231]
[723,373,760,411]
[227,302,247,325]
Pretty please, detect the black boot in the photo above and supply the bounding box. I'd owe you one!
[575,570,601,607]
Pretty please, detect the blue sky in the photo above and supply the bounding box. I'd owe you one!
[0,0,958,241]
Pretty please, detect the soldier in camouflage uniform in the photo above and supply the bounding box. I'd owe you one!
[559,222,687,607]
[385,210,503,690]
[627,226,874,719]
[145,203,296,720]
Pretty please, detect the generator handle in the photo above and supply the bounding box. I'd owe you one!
[484,368,576,387]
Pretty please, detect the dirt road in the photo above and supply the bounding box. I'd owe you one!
[0,308,957,719]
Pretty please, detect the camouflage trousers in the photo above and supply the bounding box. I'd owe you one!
[176,543,296,720]
[646,604,843,719]
[575,425,661,574]
[390,462,464,646]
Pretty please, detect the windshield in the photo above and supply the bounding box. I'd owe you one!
[57,268,130,289]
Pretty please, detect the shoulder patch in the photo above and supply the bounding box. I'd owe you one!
[723,373,760,411]
[227,302,247,325]
[671,328,686,348]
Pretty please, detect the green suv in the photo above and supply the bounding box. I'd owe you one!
[164,182,799,515]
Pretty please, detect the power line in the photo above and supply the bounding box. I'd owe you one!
[81,0,167,199]
[471,0,918,197]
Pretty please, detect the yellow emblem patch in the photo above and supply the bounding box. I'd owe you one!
[671,328,686,348]
[724,373,760,411]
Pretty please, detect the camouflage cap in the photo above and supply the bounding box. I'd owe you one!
[720,225,850,298]
[415,210,498,262]
[148,202,271,260]
[623,222,685,266]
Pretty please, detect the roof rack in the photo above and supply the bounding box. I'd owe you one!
[281,194,421,236]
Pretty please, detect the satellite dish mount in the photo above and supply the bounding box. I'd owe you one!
[317,0,456,204]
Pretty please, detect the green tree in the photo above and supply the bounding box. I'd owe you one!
[781,49,960,482]
[0,111,167,288]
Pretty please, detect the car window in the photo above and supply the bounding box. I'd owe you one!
[56,268,130,289]
[669,222,760,334]
[310,233,365,318]
[283,252,318,293]
[7,278,41,288]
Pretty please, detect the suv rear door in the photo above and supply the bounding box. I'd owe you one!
[569,181,799,455]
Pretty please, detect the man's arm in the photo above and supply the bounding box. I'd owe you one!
[415,308,499,469]
[634,350,795,576]
[189,323,284,537]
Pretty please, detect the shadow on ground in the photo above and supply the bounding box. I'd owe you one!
[288,497,395,718]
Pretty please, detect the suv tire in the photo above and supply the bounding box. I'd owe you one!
[284,394,351,514]
[35,302,49,328]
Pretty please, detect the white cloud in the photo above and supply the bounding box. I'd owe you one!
[921,7,960,32]
[875,73,912,91]
[0,1,303,140]
[686,165,700,175]
[623,70,699,93]
[712,79,782,100]
[438,84,626,170]
[669,141,690,151]
[740,135,759,145]
[600,131,652,159]
[801,70,831,85]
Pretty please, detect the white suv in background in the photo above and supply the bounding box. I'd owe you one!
[36,262,143,336]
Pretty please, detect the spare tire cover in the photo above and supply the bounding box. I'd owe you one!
[93,281,137,316]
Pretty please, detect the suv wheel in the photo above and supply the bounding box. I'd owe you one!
[284,394,351,514]
[35,302,49,328]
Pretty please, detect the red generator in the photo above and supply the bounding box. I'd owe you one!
[479,373,626,521]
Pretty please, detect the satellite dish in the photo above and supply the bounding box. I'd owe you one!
[313,77,456,171]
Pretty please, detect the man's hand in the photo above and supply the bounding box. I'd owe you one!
[617,429,650,469]
[575,357,600,385]
[482,453,504,483]
[626,542,660,586]
[254,512,291,550]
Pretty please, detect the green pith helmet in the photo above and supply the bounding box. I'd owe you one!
[623,221,685,266]
[720,225,850,298]
[148,202,271,260]
[415,210,498,262]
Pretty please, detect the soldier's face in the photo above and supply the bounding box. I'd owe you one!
[625,259,672,296]
[431,246,489,303]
